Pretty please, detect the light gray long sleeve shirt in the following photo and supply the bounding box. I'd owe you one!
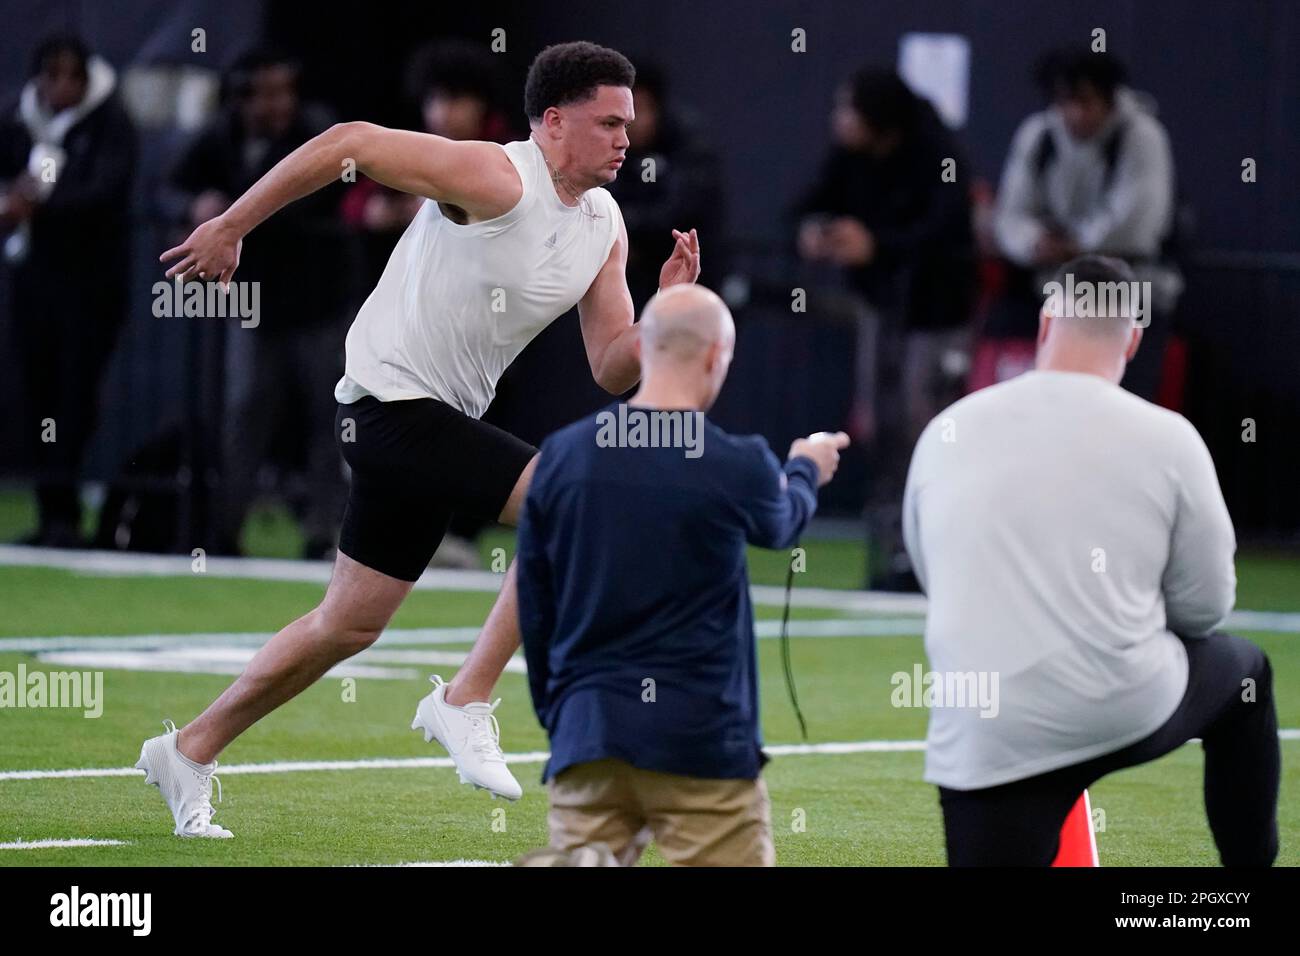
[903,370,1236,790]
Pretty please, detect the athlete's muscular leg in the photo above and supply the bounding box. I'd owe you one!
[178,552,413,764]
[444,454,538,707]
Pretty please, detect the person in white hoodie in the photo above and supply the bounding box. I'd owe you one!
[992,49,1181,400]
[0,34,136,547]
[903,255,1279,867]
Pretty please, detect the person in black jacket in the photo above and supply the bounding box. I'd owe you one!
[0,34,136,547]
[794,69,976,591]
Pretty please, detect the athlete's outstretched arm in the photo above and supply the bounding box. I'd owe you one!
[159,123,520,284]
[578,219,700,394]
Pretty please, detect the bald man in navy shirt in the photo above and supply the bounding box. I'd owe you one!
[516,284,848,866]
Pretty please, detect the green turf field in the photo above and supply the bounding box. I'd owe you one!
[0,491,1297,866]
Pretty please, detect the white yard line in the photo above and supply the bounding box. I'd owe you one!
[0,752,548,781]
[0,544,925,611]
[351,860,511,867]
[0,619,927,655]
[33,649,420,681]
[29,647,526,680]
[0,619,919,681]
[1222,610,1300,632]
[0,609,1293,673]
[0,628,485,653]
[3,732,1297,783]
[4,544,1298,629]
[0,545,504,593]
[8,608,1300,659]
[0,838,128,849]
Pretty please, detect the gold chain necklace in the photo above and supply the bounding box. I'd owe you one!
[531,135,604,221]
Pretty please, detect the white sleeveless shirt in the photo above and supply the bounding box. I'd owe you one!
[334,136,622,418]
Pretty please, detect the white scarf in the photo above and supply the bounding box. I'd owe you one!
[5,55,116,263]
[18,54,117,196]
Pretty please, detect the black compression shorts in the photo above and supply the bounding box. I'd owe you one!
[334,395,537,581]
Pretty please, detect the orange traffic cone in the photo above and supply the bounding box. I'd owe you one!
[1052,790,1099,866]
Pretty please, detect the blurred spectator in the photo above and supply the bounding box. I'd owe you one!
[605,61,723,307]
[991,48,1181,399]
[341,38,516,296]
[408,37,513,142]
[795,69,975,451]
[168,48,348,558]
[794,69,974,591]
[0,34,136,547]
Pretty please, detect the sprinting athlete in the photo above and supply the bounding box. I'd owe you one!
[140,41,700,837]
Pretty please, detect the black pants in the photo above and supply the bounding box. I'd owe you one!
[939,632,1279,866]
[12,266,126,535]
[216,322,348,551]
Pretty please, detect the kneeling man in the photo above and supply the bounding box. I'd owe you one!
[903,255,1279,866]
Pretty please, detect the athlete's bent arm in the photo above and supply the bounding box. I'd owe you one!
[578,219,701,394]
[159,122,520,284]
[578,221,639,394]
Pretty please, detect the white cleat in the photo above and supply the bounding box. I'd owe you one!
[135,720,233,839]
[412,675,522,801]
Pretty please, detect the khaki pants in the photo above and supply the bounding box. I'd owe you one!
[548,758,775,867]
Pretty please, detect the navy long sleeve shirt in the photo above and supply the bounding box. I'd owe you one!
[516,403,820,782]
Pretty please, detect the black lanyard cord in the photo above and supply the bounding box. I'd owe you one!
[780,548,808,742]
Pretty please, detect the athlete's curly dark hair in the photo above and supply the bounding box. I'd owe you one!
[523,41,635,122]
